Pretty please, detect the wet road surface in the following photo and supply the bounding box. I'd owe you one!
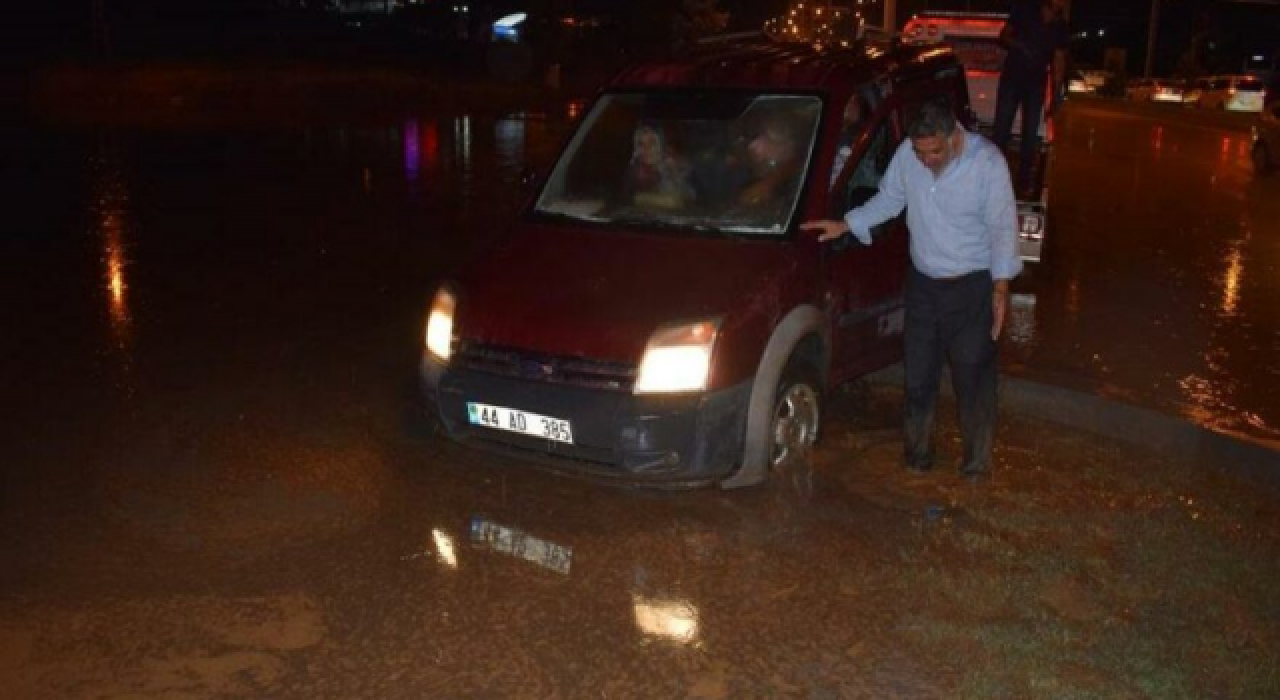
[1,101,1278,697]
[1001,101,1280,445]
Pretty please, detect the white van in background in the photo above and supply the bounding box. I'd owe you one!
[1194,75,1267,113]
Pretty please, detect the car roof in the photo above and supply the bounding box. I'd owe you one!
[902,12,1006,40]
[608,35,960,94]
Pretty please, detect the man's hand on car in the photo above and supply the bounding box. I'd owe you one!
[799,220,851,242]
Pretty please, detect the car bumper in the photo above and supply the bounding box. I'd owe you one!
[421,357,750,486]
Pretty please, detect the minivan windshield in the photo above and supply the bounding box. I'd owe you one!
[533,92,823,236]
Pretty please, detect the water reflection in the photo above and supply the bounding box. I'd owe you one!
[454,116,472,174]
[1064,273,1081,322]
[1219,242,1244,318]
[422,120,440,171]
[433,528,459,569]
[494,118,526,173]
[403,119,421,183]
[89,139,134,362]
[632,595,699,644]
[468,516,572,575]
[1006,293,1038,346]
[403,119,444,186]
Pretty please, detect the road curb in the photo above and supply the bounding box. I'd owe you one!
[864,365,1280,486]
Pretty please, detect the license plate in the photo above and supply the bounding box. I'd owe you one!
[466,402,574,444]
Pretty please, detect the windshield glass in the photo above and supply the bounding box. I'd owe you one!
[533,92,823,236]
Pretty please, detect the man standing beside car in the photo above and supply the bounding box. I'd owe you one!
[993,0,1069,196]
[800,99,1021,481]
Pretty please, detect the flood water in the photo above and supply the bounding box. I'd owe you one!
[1,100,1277,699]
[3,100,1276,447]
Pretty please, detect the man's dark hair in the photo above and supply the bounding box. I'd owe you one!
[907,99,957,139]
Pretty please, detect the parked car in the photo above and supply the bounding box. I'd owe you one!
[421,37,973,488]
[1252,98,1280,174]
[1126,78,1158,101]
[1067,71,1092,95]
[1080,69,1112,93]
[1193,75,1267,112]
[1128,77,1187,103]
[1150,79,1192,104]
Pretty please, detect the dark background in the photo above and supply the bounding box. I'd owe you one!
[4,1,1277,77]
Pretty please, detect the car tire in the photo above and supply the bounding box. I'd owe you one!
[768,360,823,474]
[1253,142,1273,175]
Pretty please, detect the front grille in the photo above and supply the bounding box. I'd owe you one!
[454,341,637,391]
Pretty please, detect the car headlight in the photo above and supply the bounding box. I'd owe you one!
[634,319,721,394]
[425,287,456,362]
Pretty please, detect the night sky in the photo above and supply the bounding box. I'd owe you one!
[2,0,1276,74]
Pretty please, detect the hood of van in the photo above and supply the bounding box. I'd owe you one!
[452,224,798,365]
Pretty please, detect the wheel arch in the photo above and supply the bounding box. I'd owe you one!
[718,305,828,490]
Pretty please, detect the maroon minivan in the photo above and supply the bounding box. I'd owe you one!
[422,37,972,488]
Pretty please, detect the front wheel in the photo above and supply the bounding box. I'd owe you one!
[769,365,823,471]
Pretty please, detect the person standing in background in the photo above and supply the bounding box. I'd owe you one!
[992,0,1069,196]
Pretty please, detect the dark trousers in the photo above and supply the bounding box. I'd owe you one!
[992,70,1046,192]
[903,266,998,473]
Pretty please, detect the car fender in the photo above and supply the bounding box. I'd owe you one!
[719,304,827,489]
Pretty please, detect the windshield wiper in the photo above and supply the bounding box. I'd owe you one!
[534,209,605,225]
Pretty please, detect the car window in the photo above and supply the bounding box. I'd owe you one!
[841,121,893,215]
[533,92,823,236]
[1237,78,1263,91]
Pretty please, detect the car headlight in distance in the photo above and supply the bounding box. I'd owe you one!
[425,287,456,362]
[634,319,721,394]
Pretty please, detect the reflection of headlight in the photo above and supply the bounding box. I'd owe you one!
[425,287,456,362]
[632,595,699,643]
[634,319,721,394]
[431,529,458,569]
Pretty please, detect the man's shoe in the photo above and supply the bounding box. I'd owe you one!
[960,461,990,484]
[905,455,934,473]
[962,470,990,485]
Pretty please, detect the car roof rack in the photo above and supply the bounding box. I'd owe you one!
[908,10,1008,21]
